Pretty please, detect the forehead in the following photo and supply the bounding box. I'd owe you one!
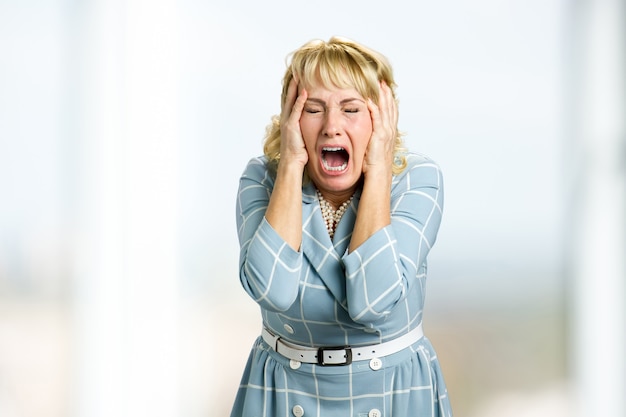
[302,84,365,103]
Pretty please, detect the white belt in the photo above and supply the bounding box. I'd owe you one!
[262,324,423,366]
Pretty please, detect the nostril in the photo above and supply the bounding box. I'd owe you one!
[323,126,340,136]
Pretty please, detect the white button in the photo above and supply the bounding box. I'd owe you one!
[369,409,381,417]
[369,358,382,370]
[289,359,301,370]
[283,324,295,334]
[292,404,305,417]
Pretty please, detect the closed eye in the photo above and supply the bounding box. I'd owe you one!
[305,108,322,114]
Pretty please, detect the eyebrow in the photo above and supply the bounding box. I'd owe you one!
[305,97,365,106]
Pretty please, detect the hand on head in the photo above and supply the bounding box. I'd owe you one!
[364,81,398,175]
[279,77,309,169]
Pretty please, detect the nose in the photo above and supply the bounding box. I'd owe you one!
[322,108,342,137]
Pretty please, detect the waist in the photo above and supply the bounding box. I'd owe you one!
[261,324,424,366]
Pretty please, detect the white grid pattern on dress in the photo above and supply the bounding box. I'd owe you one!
[231,153,452,417]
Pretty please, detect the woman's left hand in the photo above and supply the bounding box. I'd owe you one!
[364,81,398,176]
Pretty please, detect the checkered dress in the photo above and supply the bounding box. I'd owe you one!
[231,153,453,417]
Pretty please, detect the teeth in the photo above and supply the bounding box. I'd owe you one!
[321,146,348,171]
[322,159,348,171]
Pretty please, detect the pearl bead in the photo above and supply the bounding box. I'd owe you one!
[316,189,354,239]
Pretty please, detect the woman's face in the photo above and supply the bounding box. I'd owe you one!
[299,84,373,202]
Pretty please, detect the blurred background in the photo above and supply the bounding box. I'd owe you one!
[0,0,624,416]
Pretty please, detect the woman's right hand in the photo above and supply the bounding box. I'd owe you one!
[278,77,309,169]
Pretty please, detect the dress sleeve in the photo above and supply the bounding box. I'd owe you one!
[236,157,302,312]
[342,156,444,324]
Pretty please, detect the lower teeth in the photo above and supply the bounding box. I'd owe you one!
[323,160,347,171]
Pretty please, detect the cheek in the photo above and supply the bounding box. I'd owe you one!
[299,120,318,153]
[299,115,318,133]
[351,119,373,151]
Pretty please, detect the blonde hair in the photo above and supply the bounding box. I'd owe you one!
[263,36,407,175]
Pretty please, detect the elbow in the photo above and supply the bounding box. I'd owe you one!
[347,305,390,326]
[346,293,393,325]
[346,277,407,325]
[239,263,299,312]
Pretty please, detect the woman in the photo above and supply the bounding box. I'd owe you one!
[231,37,452,417]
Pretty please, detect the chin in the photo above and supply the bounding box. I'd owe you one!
[315,174,361,194]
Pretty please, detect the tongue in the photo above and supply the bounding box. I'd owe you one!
[325,151,347,167]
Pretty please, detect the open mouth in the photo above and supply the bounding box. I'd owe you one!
[321,147,349,172]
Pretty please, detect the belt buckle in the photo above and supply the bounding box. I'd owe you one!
[317,346,352,366]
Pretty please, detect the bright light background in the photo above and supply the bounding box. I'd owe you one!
[0,1,623,417]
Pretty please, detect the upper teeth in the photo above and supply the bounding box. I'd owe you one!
[323,147,344,152]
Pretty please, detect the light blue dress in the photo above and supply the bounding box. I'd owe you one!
[231,153,453,417]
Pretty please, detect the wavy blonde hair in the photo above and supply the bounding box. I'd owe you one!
[263,36,407,175]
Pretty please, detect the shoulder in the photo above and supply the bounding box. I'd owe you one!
[393,152,443,189]
[241,155,269,175]
[404,152,441,171]
[240,156,274,183]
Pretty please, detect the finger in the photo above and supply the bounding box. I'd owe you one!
[386,84,398,127]
[280,87,308,157]
[289,88,308,125]
[380,82,397,128]
[374,82,389,129]
[281,77,299,122]
[367,96,382,129]
[379,83,398,142]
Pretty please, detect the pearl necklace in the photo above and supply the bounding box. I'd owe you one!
[316,189,354,239]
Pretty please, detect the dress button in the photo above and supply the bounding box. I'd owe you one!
[292,404,305,417]
[283,324,295,334]
[368,409,381,417]
[289,359,301,370]
[369,358,382,370]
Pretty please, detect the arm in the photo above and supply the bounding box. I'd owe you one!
[343,157,444,323]
[236,159,303,312]
[236,79,309,311]
[349,82,396,252]
[264,78,309,251]
[344,82,443,323]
